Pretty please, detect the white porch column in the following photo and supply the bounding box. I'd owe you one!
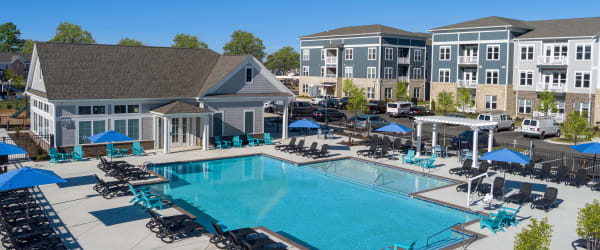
[432,123,438,154]
[488,129,494,152]
[153,116,159,150]
[472,127,479,168]
[190,118,196,146]
[202,116,209,151]
[416,121,423,157]
[282,100,289,140]
[163,117,170,154]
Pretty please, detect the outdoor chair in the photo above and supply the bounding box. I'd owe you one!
[146,208,193,233]
[214,136,231,149]
[132,142,144,156]
[479,213,505,234]
[449,159,472,176]
[393,241,416,250]
[533,164,552,181]
[550,166,569,184]
[456,176,485,193]
[128,184,152,205]
[401,150,415,164]
[228,231,280,250]
[246,134,263,146]
[232,136,243,148]
[210,221,259,249]
[375,144,391,159]
[392,138,402,153]
[106,144,121,158]
[312,144,329,158]
[263,133,274,145]
[286,139,304,153]
[275,137,295,151]
[466,162,489,177]
[499,206,521,228]
[72,146,84,161]
[531,187,558,212]
[492,177,505,200]
[155,216,205,243]
[140,192,163,210]
[568,168,588,187]
[421,154,437,169]
[357,143,377,157]
[49,148,66,163]
[299,142,317,156]
[505,182,533,205]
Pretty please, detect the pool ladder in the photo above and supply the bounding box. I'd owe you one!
[373,174,384,187]
[324,161,336,175]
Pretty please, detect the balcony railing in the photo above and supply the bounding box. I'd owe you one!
[397,76,408,82]
[457,80,478,88]
[537,56,567,65]
[324,74,337,78]
[456,106,476,113]
[325,56,337,65]
[535,82,565,93]
[397,57,410,64]
[458,56,478,64]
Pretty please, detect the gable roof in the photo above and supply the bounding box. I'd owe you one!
[299,24,427,39]
[150,101,211,115]
[430,16,533,31]
[517,17,600,39]
[0,53,24,64]
[28,42,278,100]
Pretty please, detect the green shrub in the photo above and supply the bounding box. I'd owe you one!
[577,200,600,249]
[514,217,553,250]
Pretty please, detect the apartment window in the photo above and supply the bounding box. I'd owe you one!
[367,67,377,79]
[520,46,534,60]
[367,87,374,98]
[413,68,422,79]
[78,106,92,115]
[439,46,451,61]
[576,44,592,60]
[302,66,309,76]
[414,50,422,62]
[78,120,106,144]
[383,67,393,79]
[551,72,567,85]
[302,84,308,93]
[302,49,309,60]
[114,105,127,114]
[485,96,497,110]
[414,87,420,98]
[384,88,392,99]
[345,48,353,60]
[575,72,591,88]
[245,67,253,83]
[114,120,126,136]
[368,47,377,60]
[128,104,140,113]
[344,67,353,78]
[487,45,500,60]
[321,49,325,60]
[519,71,533,86]
[439,69,450,82]
[575,103,590,118]
[320,66,326,77]
[486,70,499,84]
[128,119,140,140]
[518,99,532,114]
[385,48,393,60]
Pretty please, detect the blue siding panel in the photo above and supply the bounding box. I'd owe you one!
[343,47,378,78]
[342,37,379,45]
[459,33,478,41]
[433,34,458,42]
[480,31,508,40]
[432,44,458,82]
[478,42,508,84]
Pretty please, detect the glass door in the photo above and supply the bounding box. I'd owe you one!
[181,118,188,144]
[171,118,179,144]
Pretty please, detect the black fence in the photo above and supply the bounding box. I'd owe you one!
[0,133,53,162]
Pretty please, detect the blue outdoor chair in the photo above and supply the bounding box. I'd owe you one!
[132,142,144,156]
[72,146,84,161]
[214,136,231,149]
[107,144,121,158]
[263,133,274,145]
[232,136,243,147]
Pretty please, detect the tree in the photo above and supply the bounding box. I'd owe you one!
[118,38,143,46]
[49,22,96,44]
[564,111,593,144]
[514,217,553,250]
[265,46,299,73]
[4,69,24,88]
[223,30,266,61]
[539,90,558,116]
[0,22,24,52]
[456,88,473,114]
[343,79,367,143]
[395,81,409,101]
[21,39,34,53]
[436,91,455,113]
[577,200,600,250]
[172,33,207,49]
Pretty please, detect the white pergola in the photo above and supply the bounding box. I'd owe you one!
[414,116,498,168]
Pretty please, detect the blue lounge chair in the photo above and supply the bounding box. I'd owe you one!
[215,136,231,149]
[141,191,163,210]
[422,154,437,169]
[246,134,262,146]
[263,133,274,145]
[393,241,416,250]
[232,136,243,148]
[72,146,84,161]
[479,213,506,234]
[132,142,144,156]
[402,150,415,164]
[107,144,121,158]
[49,148,66,163]
[499,206,521,228]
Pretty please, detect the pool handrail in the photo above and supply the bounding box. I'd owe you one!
[426,222,462,246]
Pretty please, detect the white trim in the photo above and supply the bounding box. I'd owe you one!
[439,46,451,61]
[575,43,593,61]
[574,71,592,89]
[514,36,595,41]
[432,39,508,46]
[486,44,500,61]
[439,68,451,82]
[302,49,310,60]
[243,109,255,134]
[384,47,394,61]
[344,48,353,60]
[519,45,535,61]
[414,49,422,62]
[485,69,500,84]
[367,47,377,60]
[429,25,511,32]
[302,66,309,77]
[518,70,533,86]
[367,67,377,79]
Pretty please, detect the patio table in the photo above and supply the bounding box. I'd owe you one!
[414,157,429,167]
[119,148,129,156]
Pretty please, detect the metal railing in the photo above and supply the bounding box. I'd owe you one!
[537,56,567,65]
[397,76,408,82]
[457,80,478,88]
[0,115,29,129]
[397,57,410,64]
[426,223,462,246]
[458,56,478,64]
[325,56,337,65]
[535,82,565,93]
[0,133,53,161]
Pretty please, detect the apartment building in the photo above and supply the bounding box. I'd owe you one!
[430,16,600,124]
[298,25,431,101]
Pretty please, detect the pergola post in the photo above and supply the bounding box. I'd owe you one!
[472,127,479,168]
[153,116,159,150]
[416,121,423,157]
[488,130,494,152]
[432,123,438,154]
[202,116,209,151]
[282,100,289,140]
[163,117,170,154]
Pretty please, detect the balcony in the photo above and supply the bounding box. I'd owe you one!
[325,56,337,65]
[537,56,567,66]
[535,82,565,93]
[397,56,410,64]
[397,76,408,82]
[458,56,478,65]
[457,80,478,88]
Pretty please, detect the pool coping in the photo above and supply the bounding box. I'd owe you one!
[143,152,488,250]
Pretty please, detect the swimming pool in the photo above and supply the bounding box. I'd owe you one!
[148,155,478,249]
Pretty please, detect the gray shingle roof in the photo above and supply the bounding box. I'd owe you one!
[517,17,600,39]
[150,101,211,115]
[0,53,22,63]
[30,42,252,100]
[299,24,427,39]
[430,16,533,31]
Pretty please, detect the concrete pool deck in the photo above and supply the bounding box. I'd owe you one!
[13,135,595,249]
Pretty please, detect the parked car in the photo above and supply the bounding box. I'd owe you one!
[319,98,339,108]
[264,101,281,113]
[347,115,390,130]
[521,118,561,139]
[312,109,347,122]
[477,112,515,132]
[387,101,415,118]
[406,106,435,119]
[335,97,348,110]
[310,95,332,105]
[276,101,315,118]
[367,100,386,114]
[451,130,492,149]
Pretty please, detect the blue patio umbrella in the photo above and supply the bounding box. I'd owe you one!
[375,123,412,134]
[289,119,320,139]
[480,148,531,178]
[0,143,27,156]
[0,166,66,191]
[87,130,134,143]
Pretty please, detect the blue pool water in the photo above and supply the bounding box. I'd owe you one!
[148,156,478,249]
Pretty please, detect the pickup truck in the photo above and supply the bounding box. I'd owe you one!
[275,101,316,118]
[366,100,386,114]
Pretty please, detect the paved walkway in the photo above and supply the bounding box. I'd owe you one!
[12,135,596,249]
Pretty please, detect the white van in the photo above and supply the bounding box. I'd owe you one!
[521,118,561,139]
[477,112,515,132]
[387,102,415,118]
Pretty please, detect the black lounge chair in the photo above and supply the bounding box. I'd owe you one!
[284,140,303,153]
[568,168,588,187]
[531,187,558,212]
[228,231,280,250]
[492,177,505,200]
[392,138,402,153]
[533,164,552,181]
[210,221,258,249]
[146,209,193,233]
[465,162,489,177]
[98,157,128,171]
[518,162,535,177]
[312,144,329,159]
[155,216,205,243]
[550,166,569,184]
[456,176,484,193]
[357,143,376,157]
[505,182,533,205]
[275,138,295,151]
[375,144,391,159]
[299,142,317,156]
[93,174,127,192]
[449,159,472,176]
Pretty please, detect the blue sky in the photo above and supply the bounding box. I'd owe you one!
[3,0,600,54]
